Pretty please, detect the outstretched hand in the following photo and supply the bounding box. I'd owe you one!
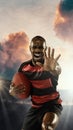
[43,47,61,75]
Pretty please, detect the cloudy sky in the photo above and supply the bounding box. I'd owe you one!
[0,0,73,90]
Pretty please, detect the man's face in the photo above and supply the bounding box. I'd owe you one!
[30,40,47,64]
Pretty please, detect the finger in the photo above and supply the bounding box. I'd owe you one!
[14,85,25,91]
[15,88,26,94]
[44,51,47,58]
[48,47,50,58]
[9,86,14,93]
[55,54,61,61]
[15,89,26,94]
[10,82,15,87]
[51,48,54,58]
[13,83,24,89]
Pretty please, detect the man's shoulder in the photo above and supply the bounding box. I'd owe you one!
[18,59,32,71]
[21,59,32,66]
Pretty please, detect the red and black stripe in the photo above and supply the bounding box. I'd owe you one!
[18,60,61,107]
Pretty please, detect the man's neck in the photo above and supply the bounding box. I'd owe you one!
[32,59,44,67]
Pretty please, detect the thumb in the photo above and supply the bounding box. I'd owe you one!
[36,62,43,67]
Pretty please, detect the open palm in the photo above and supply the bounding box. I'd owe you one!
[43,47,61,72]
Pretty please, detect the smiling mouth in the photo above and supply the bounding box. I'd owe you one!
[34,53,43,59]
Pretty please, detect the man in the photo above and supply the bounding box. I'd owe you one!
[9,36,63,130]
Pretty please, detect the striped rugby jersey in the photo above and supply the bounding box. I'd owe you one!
[18,59,62,107]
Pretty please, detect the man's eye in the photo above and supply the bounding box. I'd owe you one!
[32,46,44,49]
[38,47,44,49]
[32,46,37,49]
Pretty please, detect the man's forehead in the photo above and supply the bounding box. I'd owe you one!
[35,40,42,43]
[30,40,46,46]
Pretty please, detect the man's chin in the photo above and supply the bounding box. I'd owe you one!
[33,58,44,65]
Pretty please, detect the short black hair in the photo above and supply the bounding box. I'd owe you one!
[31,36,46,43]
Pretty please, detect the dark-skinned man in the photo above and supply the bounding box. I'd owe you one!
[9,36,63,130]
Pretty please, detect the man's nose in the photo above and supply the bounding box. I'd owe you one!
[34,48,41,52]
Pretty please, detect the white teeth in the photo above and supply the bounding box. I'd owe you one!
[34,54,41,56]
